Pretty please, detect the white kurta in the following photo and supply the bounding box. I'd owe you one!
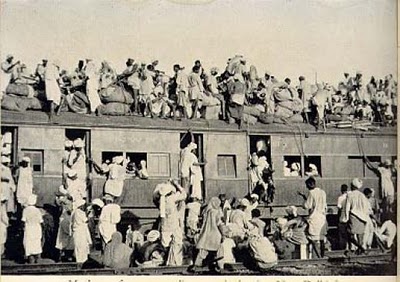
[1,164,16,213]
[72,209,92,263]
[99,203,121,243]
[68,151,87,182]
[377,167,395,200]
[190,164,203,200]
[84,61,101,113]
[1,61,15,96]
[304,187,327,240]
[0,202,8,255]
[17,167,33,206]
[104,163,125,197]
[66,179,86,202]
[44,63,62,105]
[22,206,43,256]
[56,210,74,251]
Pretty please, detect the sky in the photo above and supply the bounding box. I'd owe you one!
[0,0,397,84]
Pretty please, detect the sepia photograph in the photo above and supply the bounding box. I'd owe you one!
[0,0,397,279]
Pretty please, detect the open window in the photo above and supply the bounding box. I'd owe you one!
[283,156,302,177]
[102,151,123,164]
[125,152,147,176]
[217,155,237,178]
[21,149,44,174]
[304,155,322,177]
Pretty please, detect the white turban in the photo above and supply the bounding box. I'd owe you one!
[113,156,124,164]
[65,140,73,148]
[27,194,37,206]
[73,138,84,148]
[91,198,105,208]
[351,178,363,189]
[73,199,86,210]
[147,230,160,243]
[240,198,250,208]
[1,156,11,163]
[187,142,197,151]
[22,156,31,163]
[285,205,298,217]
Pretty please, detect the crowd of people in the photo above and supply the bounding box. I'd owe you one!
[1,54,397,129]
[0,129,396,272]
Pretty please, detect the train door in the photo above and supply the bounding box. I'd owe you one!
[248,134,272,199]
[1,126,18,166]
[180,132,205,199]
[248,135,272,164]
[65,128,91,199]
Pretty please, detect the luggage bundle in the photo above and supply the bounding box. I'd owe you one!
[2,82,46,112]
[98,84,133,116]
[1,94,45,112]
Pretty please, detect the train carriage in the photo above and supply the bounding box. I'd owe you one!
[1,110,397,228]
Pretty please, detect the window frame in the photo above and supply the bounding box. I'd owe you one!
[282,155,303,178]
[147,152,171,178]
[217,154,237,179]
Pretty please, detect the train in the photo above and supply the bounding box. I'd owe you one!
[1,110,397,229]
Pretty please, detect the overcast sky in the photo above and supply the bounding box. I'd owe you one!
[0,0,397,83]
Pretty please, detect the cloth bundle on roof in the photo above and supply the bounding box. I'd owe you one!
[1,94,31,111]
[242,113,258,125]
[258,113,274,124]
[27,97,46,110]
[99,85,133,104]
[6,83,36,98]
[274,105,293,119]
[65,91,90,114]
[273,88,292,102]
[287,113,303,123]
[243,105,262,117]
[97,102,131,116]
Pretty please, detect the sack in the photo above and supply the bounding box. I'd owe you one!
[1,95,30,111]
[243,105,261,117]
[204,105,220,120]
[273,88,292,102]
[242,113,258,125]
[274,105,293,118]
[27,97,46,110]
[287,113,303,123]
[68,91,90,114]
[99,85,133,104]
[98,102,130,116]
[6,83,36,98]
[258,113,274,124]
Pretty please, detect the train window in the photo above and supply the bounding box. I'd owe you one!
[283,156,301,177]
[305,156,322,177]
[147,153,170,177]
[217,155,237,178]
[21,149,43,174]
[126,152,148,173]
[102,151,123,164]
